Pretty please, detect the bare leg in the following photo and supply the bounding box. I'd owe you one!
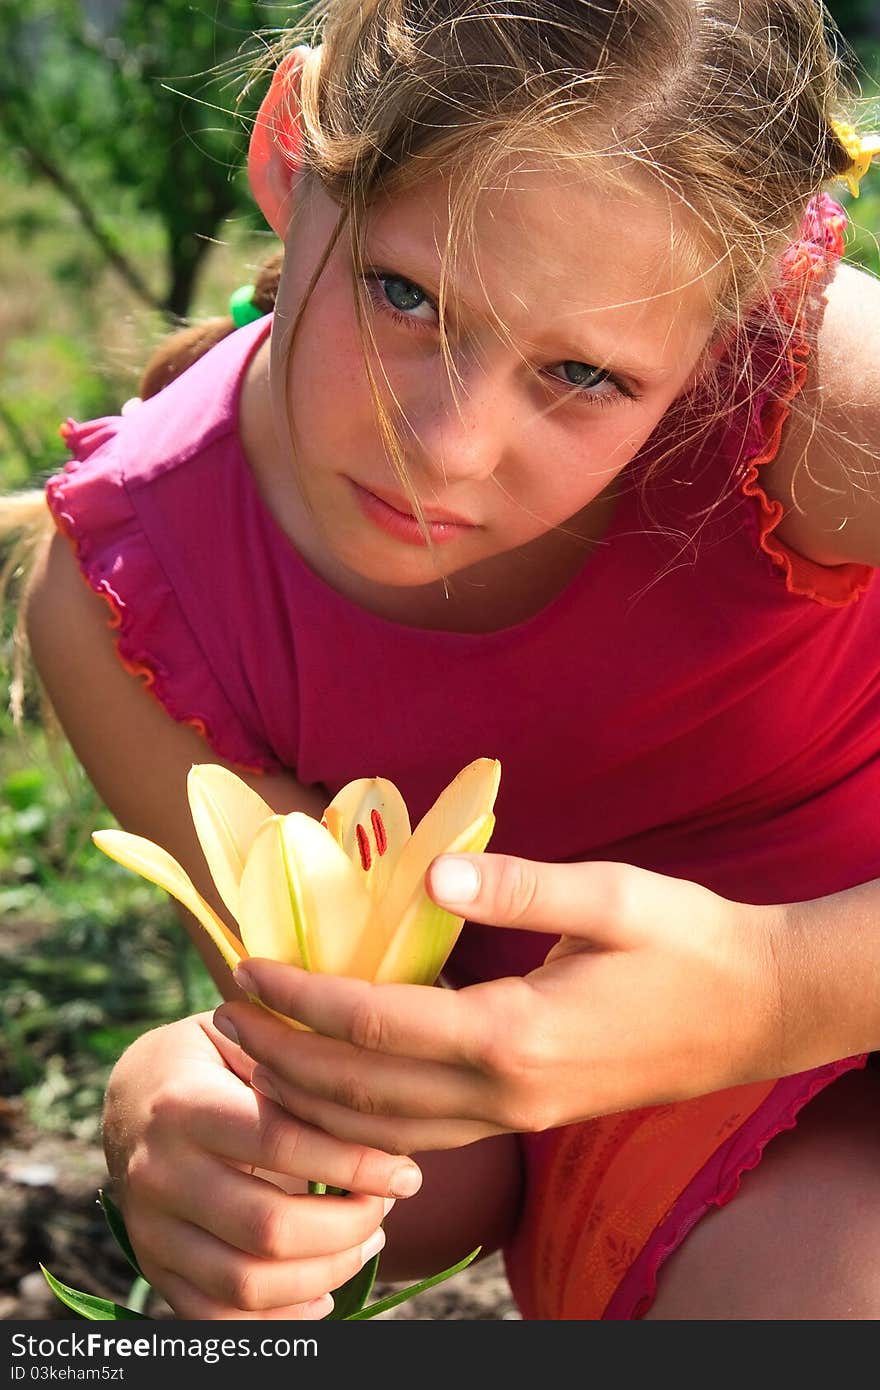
[645,1064,880,1319]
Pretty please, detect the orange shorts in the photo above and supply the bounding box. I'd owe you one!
[503,1056,867,1319]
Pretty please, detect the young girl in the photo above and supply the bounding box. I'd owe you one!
[8,0,880,1319]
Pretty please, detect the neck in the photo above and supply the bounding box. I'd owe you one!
[339,490,621,632]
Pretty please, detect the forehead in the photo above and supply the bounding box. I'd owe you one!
[364,159,719,367]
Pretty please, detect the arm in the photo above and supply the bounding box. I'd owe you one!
[25,527,326,998]
[763,261,880,569]
[774,876,880,1071]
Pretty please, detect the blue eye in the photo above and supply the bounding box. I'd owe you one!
[366,274,434,326]
[362,270,638,408]
[558,362,611,390]
[383,276,427,314]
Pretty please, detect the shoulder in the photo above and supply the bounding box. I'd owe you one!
[759,260,880,569]
[26,528,321,886]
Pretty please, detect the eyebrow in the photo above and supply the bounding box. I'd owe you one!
[363,230,670,382]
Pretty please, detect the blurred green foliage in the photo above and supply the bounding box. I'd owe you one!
[0,713,218,1140]
[827,0,880,38]
[0,0,313,318]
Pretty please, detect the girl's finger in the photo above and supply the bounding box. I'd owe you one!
[179,1070,423,1198]
[221,963,519,1067]
[139,1150,392,1260]
[213,1006,491,1123]
[153,1266,334,1321]
[244,1074,502,1153]
[142,1207,387,1312]
[426,853,648,937]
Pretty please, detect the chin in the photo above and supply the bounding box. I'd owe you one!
[343,544,464,589]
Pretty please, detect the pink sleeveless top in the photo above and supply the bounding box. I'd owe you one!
[47,195,880,1315]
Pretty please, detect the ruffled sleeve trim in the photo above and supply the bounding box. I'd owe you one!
[739,194,874,608]
[47,418,281,775]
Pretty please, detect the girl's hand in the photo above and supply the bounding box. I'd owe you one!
[103,1013,419,1318]
[211,856,791,1154]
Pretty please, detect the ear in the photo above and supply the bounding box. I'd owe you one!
[248,45,312,238]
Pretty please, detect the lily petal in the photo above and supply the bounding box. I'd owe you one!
[322,778,411,903]
[238,817,311,969]
[187,766,274,922]
[279,813,376,976]
[92,829,246,975]
[238,814,374,977]
[379,758,501,936]
[373,810,496,984]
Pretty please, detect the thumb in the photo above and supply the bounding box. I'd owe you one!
[426,852,645,941]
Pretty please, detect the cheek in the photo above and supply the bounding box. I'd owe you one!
[283,276,380,444]
[518,416,654,518]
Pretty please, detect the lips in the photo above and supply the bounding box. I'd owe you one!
[359,483,474,528]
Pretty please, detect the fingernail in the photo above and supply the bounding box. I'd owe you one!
[430,856,480,905]
[232,965,256,996]
[382,1196,397,1217]
[250,1066,280,1104]
[390,1165,422,1198]
[213,1012,239,1046]
[308,1293,334,1319]
[361,1228,386,1263]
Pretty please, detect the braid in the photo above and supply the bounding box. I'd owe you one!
[139,250,283,400]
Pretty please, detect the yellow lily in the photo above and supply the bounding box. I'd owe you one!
[93,758,500,990]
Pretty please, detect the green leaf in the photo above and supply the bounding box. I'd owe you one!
[99,1189,146,1281]
[40,1265,149,1320]
[326,1253,381,1320]
[126,1276,152,1315]
[3,768,46,810]
[345,1246,483,1320]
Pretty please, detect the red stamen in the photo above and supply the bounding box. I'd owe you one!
[356,823,372,872]
[371,809,388,856]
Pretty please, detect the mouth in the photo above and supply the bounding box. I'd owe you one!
[348,480,476,547]
[358,483,474,528]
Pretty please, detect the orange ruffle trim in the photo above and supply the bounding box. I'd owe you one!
[739,204,873,608]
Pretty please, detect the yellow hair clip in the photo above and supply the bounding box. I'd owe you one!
[830,119,880,198]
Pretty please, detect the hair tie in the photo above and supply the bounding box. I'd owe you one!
[830,120,880,198]
[229,283,267,328]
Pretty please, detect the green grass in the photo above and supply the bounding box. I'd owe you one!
[0,714,219,1138]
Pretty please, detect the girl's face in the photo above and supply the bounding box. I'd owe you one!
[267,160,718,594]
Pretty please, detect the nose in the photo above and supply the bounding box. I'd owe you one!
[399,356,515,488]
